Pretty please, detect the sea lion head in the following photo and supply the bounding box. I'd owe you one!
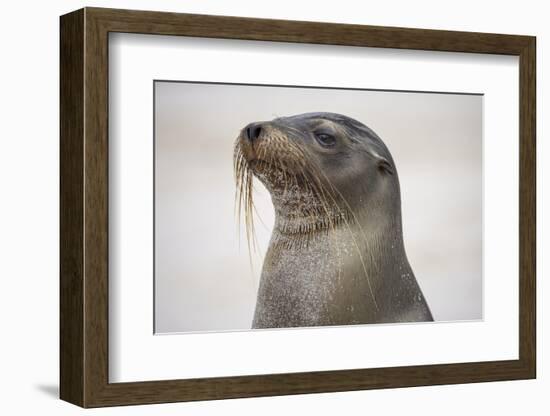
[234,112,401,238]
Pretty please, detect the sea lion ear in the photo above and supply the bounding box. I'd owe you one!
[377,157,394,175]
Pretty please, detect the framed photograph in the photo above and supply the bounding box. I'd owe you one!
[60,7,536,408]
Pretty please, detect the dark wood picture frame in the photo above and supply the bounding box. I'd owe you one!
[60,7,536,408]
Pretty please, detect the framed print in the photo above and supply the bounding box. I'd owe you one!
[60,7,536,408]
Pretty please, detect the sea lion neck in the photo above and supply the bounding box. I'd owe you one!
[267,180,350,240]
[254,214,425,328]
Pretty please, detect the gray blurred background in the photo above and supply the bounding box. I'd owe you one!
[154,81,482,334]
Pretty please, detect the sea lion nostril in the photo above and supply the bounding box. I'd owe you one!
[246,123,263,142]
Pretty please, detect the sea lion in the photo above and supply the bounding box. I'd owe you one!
[234,112,433,329]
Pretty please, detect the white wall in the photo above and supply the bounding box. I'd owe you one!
[0,0,545,414]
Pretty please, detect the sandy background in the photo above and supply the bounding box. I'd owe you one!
[154,81,482,333]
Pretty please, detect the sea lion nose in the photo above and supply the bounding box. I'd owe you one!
[245,122,263,142]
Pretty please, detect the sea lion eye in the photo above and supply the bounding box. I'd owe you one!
[314,133,336,147]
